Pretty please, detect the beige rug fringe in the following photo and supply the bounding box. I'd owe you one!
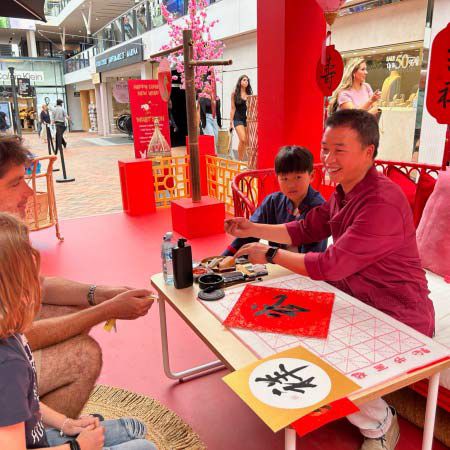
[82,384,206,450]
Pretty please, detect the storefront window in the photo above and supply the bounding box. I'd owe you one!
[341,46,423,162]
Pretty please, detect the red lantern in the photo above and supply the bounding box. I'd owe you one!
[316,45,343,96]
[426,23,450,125]
[158,58,172,103]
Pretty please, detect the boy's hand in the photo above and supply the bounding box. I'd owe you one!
[65,416,99,436]
[235,242,270,264]
[224,217,254,238]
[76,424,104,450]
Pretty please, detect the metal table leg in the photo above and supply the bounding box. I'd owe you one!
[422,372,440,450]
[285,428,296,450]
[159,297,225,382]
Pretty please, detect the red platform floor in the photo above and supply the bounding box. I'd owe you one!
[32,210,446,450]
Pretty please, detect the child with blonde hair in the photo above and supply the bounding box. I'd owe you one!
[0,213,156,450]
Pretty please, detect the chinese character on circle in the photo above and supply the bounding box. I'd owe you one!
[252,294,310,318]
[394,357,406,364]
[255,363,317,397]
[351,372,367,380]
[320,54,336,90]
[374,364,388,372]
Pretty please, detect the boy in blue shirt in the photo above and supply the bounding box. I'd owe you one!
[221,146,327,261]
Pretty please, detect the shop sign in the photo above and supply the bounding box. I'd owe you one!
[95,39,143,73]
[17,78,31,96]
[426,23,450,125]
[316,45,344,96]
[157,58,171,102]
[0,71,44,82]
[128,79,170,158]
[92,72,101,85]
[113,80,129,103]
[385,54,420,71]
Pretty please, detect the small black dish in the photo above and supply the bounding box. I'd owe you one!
[197,273,224,291]
[198,288,225,301]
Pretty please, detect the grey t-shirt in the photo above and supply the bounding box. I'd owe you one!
[0,334,49,448]
[52,105,67,123]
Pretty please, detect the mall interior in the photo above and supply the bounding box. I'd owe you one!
[0,0,449,449]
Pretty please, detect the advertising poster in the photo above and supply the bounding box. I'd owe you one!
[128,80,170,158]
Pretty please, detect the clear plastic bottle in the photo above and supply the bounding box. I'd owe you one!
[161,232,175,285]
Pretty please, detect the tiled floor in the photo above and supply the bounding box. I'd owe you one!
[23,131,135,220]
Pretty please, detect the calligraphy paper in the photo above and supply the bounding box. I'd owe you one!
[291,398,359,437]
[223,284,334,338]
[223,346,360,432]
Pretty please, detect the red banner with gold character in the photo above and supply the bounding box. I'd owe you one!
[128,80,170,158]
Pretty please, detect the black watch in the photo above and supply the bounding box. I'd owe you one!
[265,246,279,264]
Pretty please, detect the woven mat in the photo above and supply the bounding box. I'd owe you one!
[385,388,450,448]
[81,385,206,450]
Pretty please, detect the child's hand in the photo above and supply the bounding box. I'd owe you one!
[224,217,254,237]
[76,424,104,450]
[65,416,99,436]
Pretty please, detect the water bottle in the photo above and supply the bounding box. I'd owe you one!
[161,232,175,285]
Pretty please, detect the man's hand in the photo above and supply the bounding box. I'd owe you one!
[103,289,154,320]
[76,425,104,450]
[235,242,270,264]
[224,217,255,238]
[94,285,133,304]
[64,416,100,436]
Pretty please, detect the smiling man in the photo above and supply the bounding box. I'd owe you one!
[225,109,434,450]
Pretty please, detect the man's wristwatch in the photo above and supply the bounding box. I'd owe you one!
[265,246,279,264]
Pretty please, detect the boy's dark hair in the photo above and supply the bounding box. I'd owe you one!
[274,146,314,175]
[0,136,31,179]
[56,99,63,106]
[325,109,379,158]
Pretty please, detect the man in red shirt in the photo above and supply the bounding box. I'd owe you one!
[225,109,434,450]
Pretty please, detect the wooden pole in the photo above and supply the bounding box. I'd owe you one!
[183,29,202,202]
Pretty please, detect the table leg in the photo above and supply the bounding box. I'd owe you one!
[285,428,296,450]
[422,372,440,450]
[159,297,225,381]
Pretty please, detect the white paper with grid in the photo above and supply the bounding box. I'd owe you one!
[200,274,449,389]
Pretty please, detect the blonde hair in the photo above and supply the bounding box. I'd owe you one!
[328,57,366,114]
[0,213,41,339]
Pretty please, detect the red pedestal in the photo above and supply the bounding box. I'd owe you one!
[171,196,225,239]
[118,159,156,216]
[186,135,215,196]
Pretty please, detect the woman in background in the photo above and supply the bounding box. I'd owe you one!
[230,75,253,161]
[198,84,222,151]
[329,58,381,116]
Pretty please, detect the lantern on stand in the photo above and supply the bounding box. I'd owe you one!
[315,0,345,122]
[147,117,171,158]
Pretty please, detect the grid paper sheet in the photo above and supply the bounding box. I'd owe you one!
[200,274,449,389]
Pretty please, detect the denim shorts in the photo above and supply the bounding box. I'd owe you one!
[233,119,246,128]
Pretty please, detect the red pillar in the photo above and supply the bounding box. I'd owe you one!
[257,0,326,168]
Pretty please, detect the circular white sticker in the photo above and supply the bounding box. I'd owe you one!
[249,358,331,409]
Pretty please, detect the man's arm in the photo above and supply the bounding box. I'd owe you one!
[41,277,130,306]
[26,289,153,350]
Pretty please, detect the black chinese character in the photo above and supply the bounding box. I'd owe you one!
[320,54,336,89]
[438,81,450,109]
[255,363,317,396]
[252,294,310,318]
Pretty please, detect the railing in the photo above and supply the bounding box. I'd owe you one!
[93,0,221,54]
[64,47,97,74]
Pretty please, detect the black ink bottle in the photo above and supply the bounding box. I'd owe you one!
[172,238,194,289]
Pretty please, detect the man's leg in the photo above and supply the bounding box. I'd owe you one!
[347,398,399,449]
[37,335,102,418]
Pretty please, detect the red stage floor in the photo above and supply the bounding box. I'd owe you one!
[31,211,446,450]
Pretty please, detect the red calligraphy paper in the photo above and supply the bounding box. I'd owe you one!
[223,285,334,338]
[291,398,359,437]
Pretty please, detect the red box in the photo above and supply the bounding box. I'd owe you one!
[171,196,225,238]
[118,159,156,216]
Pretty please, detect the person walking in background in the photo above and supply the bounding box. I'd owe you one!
[0,111,9,135]
[53,99,69,154]
[198,84,222,151]
[40,104,51,143]
[329,58,381,116]
[230,75,253,161]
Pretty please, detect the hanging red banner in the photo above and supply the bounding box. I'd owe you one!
[158,58,172,103]
[316,45,344,96]
[128,80,170,158]
[426,23,450,125]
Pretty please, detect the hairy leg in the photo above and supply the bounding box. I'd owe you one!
[38,335,102,418]
[235,125,248,161]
